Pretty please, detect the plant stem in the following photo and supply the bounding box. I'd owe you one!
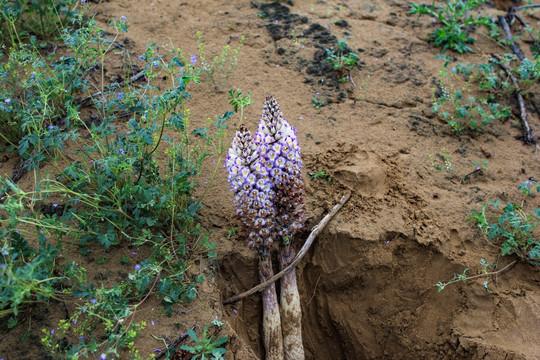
[280,243,304,360]
[259,254,284,360]
[223,191,351,304]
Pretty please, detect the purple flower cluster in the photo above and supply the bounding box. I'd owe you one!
[226,95,305,253]
[258,95,305,241]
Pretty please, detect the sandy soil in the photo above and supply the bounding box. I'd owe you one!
[1,0,540,359]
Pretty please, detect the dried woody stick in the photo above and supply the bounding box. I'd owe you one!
[491,54,535,144]
[494,8,539,145]
[223,191,351,305]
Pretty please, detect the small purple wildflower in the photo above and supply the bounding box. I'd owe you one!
[151,320,155,326]
[121,16,127,21]
[90,299,97,304]
[81,307,87,313]
[1,263,5,269]
[131,252,137,255]
[52,203,58,208]
[1,249,8,256]
[233,308,238,314]
[99,354,106,360]
[134,264,141,270]
[190,54,197,65]
[51,329,55,335]
[117,92,124,100]
[154,349,162,353]
[451,68,456,73]
[81,0,86,3]
[138,55,144,61]
[5,99,10,104]
[119,148,125,155]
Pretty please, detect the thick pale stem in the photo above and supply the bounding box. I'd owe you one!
[280,244,305,360]
[259,254,284,360]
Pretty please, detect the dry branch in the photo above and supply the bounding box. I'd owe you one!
[497,14,525,61]
[223,191,351,305]
[491,54,535,144]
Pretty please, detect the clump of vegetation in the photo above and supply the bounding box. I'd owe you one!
[410,0,498,53]
[432,56,515,135]
[309,170,332,183]
[436,180,539,293]
[181,324,229,360]
[432,52,540,137]
[428,148,453,172]
[325,38,360,84]
[196,31,245,92]
[470,180,540,265]
[0,1,243,358]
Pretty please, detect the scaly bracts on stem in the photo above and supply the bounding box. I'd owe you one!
[280,244,304,360]
[226,122,284,359]
[260,255,285,360]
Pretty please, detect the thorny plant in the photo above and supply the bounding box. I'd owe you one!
[0,1,243,358]
[410,0,498,53]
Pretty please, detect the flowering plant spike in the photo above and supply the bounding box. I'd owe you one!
[226,95,306,360]
[226,124,277,256]
[256,94,306,240]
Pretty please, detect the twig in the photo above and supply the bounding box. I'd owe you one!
[408,114,433,123]
[497,15,525,61]
[155,326,194,359]
[517,4,540,10]
[512,10,540,50]
[173,304,201,315]
[223,191,351,305]
[465,260,518,283]
[460,168,483,184]
[491,54,535,144]
[306,274,322,306]
[75,69,146,106]
[111,273,160,350]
